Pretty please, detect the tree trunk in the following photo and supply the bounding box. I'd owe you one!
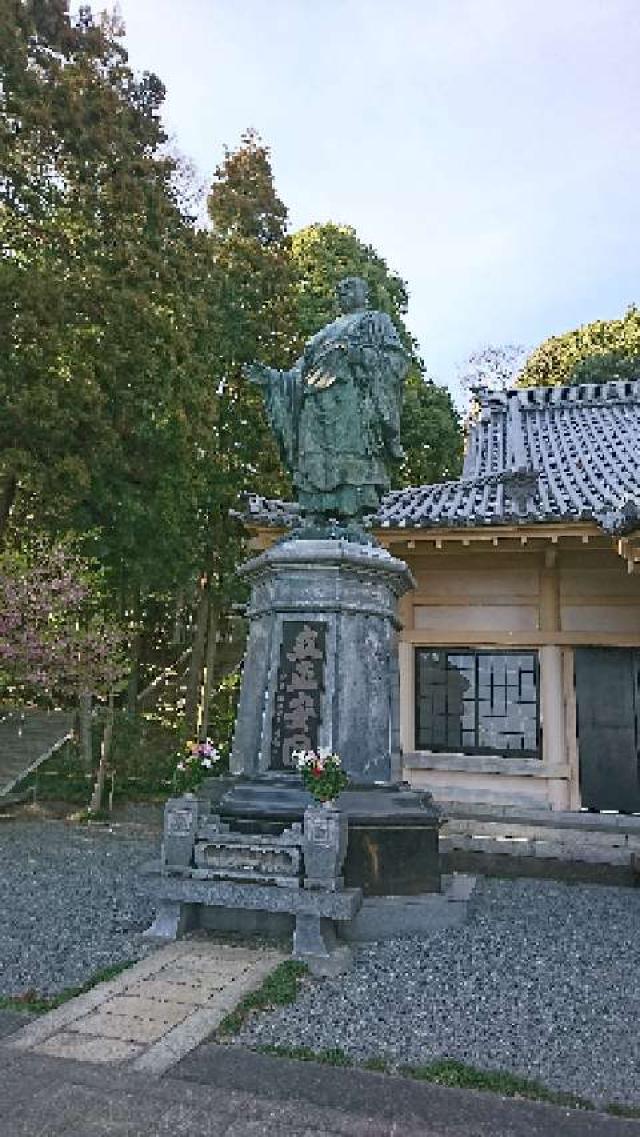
[0,472,18,545]
[125,592,141,715]
[199,600,220,741]
[78,690,93,771]
[172,588,185,645]
[184,579,209,738]
[126,630,142,714]
[90,693,115,814]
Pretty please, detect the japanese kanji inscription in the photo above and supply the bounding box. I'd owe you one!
[270,621,326,769]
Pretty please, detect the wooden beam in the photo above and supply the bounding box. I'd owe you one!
[402,629,640,647]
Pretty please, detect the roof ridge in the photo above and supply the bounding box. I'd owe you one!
[473,378,640,410]
[512,377,640,406]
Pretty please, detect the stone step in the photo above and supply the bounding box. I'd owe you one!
[0,709,74,797]
[441,809,640,867]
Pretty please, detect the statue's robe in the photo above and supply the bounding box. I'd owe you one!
[264,309,409,518]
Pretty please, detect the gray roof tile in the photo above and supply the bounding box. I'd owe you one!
[243,378,640,536]
[377,378,640,533]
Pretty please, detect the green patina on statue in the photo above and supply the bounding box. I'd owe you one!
[246,277,409,530]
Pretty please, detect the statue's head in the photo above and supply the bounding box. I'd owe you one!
[336,276,369,314]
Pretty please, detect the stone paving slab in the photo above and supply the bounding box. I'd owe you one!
[36,1031,144,1063]
[3,938,285,1074]
[96,993,197,1024]
[123,976,229,1004]
[157,959,256,984]
[131,955,283,1075]
[72,1006,183,1044]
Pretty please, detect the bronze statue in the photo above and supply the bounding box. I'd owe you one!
[246,277,409,523]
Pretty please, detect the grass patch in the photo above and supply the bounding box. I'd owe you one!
[607,1103,640,1119]
[399,1059,593,1111]
[258,1043,353,1067]
[362,1055,391,1073]
[0,959,136,1015]
[249,1046,622,1115]
[216,961,308,1037]
[72,808,112,824]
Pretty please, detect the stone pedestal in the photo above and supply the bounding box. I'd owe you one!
[303,803,348,891]
[231,539,414,782]
[142,536,447,965]
[209,776,442,897]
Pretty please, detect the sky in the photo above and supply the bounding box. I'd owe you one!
[115,0,640,404]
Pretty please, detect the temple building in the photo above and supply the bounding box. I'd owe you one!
[246,378,640,817]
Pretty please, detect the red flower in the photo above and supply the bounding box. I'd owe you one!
[312,766,322,778]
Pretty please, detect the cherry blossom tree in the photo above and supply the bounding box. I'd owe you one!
[0,539,127,768]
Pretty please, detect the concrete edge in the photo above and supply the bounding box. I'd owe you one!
[2,942,198,1051]
[442,803,640,834]
[441,872,477,901]
[130,952,286,1076]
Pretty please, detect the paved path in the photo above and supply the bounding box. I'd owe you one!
[1,1044,638,1136]
[2,938,639,1135]
[4,940,285,1075]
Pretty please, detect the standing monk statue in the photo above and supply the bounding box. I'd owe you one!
[246,277,410,525]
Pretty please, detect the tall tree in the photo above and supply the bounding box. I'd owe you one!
[0,2,219,713]
[206,128,300,506]
[0,535,127,768]
[183,130,301,736]
[518,305,640,388]
[458,344,527,394]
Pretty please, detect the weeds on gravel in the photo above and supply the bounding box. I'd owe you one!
[400,1059,594,1111]
[258,1044,353,1067]
[362,1056,391,1073]
[0,960,136,1015]
[607,1103,640,1119]
[216,961,308,1036]
[252,1046,631,1115]
[72,808,112,824]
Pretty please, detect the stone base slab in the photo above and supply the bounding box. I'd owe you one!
[212,778,442,896]
[340,874,477,942]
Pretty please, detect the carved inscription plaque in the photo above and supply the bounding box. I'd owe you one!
[270,622,326,770]
[166,808,194,836]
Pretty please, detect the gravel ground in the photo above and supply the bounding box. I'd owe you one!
[0,817,158,998]
[2,818,639,1107]
[235,877,640,1108]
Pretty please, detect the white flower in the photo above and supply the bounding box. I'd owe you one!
[202,758,213,768]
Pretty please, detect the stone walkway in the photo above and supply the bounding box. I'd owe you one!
[3,937,639,1135]
[4,940,285,1076]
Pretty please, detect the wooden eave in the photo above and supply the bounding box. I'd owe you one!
[617,528,640,574]
[247,520,622,558]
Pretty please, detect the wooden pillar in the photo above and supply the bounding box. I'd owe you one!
[539,550,570,809]
[397,587,415,769]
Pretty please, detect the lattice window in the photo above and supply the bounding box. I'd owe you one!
[415,649,540,758]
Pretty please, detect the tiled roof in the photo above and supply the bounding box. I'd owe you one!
[243,379,640,536]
